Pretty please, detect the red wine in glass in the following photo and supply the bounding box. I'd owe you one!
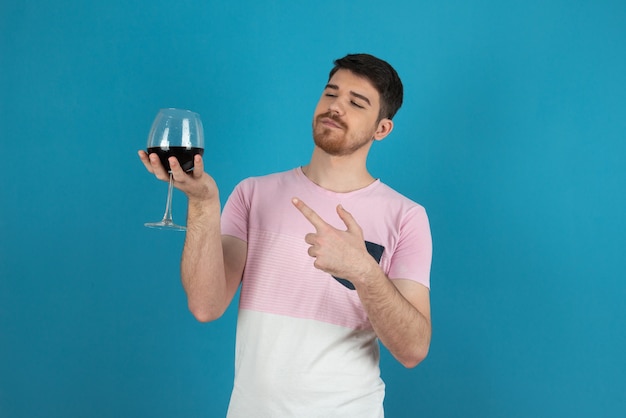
[144,109,205,231]
[147,146,205,172]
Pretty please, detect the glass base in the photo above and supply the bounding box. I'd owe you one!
[144,220,186,231]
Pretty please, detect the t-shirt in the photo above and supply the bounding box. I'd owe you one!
[221,167,432,418]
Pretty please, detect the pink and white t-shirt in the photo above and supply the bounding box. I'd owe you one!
[221,167,432,418]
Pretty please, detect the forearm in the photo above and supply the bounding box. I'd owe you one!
[290,199,431,366]
[181,196,229,322]
[354,263,431,368]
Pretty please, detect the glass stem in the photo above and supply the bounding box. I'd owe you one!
[162,173,175,225]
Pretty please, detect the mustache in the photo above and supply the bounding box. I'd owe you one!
[316,112,347,129]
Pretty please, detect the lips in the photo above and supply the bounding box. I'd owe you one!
[321,118,341,129]
[317,113,346,130]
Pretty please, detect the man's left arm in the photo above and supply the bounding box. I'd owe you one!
[292,198,431,368]
[354,268,431,368]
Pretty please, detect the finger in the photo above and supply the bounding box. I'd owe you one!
[336,204,361,234]
[304,232,317,245]
[168,157,188,182]
[292,197,328,231]
[191,154,204,178]
[147,152,170,180]
[138,150,154,174]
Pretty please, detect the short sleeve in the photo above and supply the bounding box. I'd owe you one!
[221,180,250,242]
[387,205,432,289]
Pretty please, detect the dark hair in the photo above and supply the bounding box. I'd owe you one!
[328,53,403,120]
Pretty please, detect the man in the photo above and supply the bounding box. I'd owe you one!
[139,53,432,417]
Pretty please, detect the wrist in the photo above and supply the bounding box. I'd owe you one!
[188,194,220,217]
[352,257,385,289]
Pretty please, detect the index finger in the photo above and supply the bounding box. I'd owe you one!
[291,197,328,231]
[138,150,155,174]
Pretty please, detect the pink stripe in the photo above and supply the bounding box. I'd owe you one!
[240,229,372,330]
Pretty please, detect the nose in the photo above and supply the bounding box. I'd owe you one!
[327,96,344,116]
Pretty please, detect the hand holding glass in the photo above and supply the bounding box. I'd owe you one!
[145,108,204,230]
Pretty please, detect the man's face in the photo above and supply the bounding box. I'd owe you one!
[312,69,385,156]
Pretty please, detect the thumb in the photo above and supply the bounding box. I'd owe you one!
[337,204,360,234]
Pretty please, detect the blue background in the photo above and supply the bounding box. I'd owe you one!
[1,1,625,417]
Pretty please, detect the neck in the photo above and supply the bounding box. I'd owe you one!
[302,147,376,193]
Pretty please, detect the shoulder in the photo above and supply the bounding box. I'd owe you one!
[229,168,303,207]
[371,181,428,216]
[235,168,298,190]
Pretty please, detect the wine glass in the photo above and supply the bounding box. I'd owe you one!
[144,108,204,231]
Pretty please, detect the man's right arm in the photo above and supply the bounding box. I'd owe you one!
[139,151,246,322]
[181,196,246,322]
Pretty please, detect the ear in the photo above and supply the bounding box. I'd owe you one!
[373,118,394,141]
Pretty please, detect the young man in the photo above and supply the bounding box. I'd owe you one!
[139,53,432,417]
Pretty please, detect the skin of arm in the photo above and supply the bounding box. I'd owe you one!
[138,151,246,321]
[181,198,246,322]
[292,197,431,368]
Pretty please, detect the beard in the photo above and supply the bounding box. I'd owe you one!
[312,112,374,156]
